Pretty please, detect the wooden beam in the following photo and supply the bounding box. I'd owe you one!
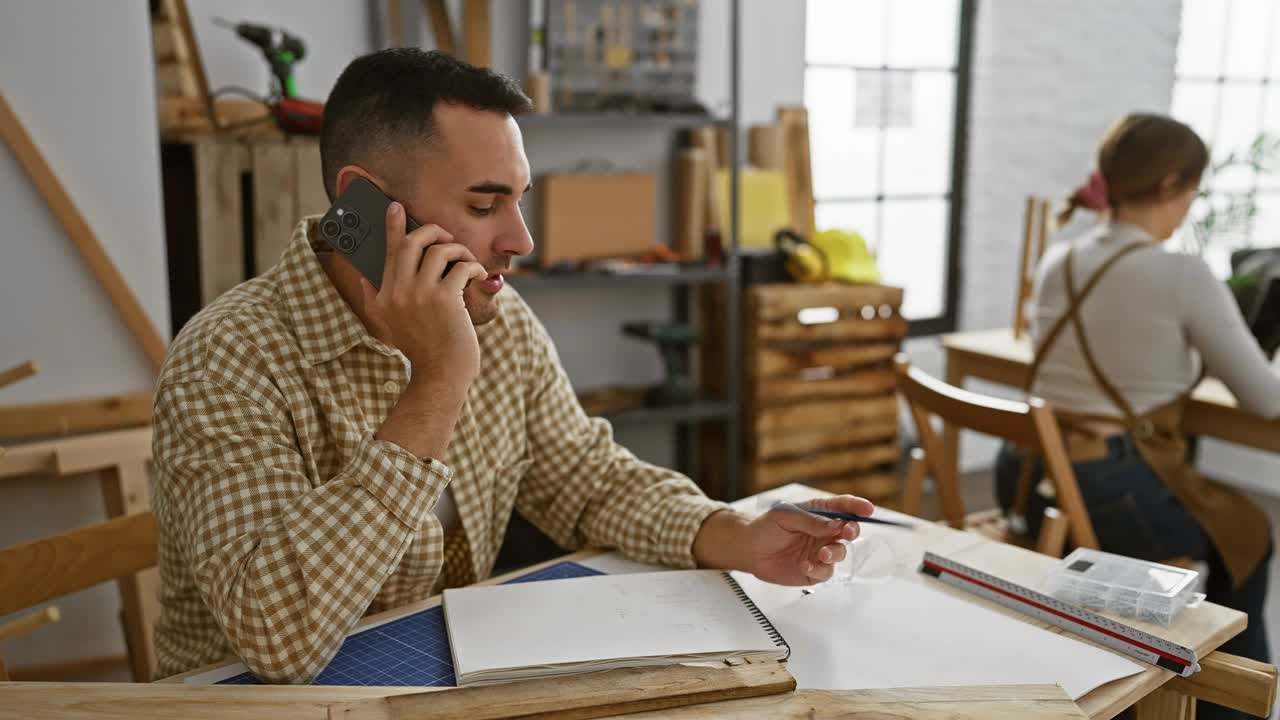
[0,512,158,619]
[0,391,152,443]
[0,93,168,371]
[331,663,796,720]
[423,0,456,54]
[1166,650,1277,718]
[463,0,491,66]
[6,653,130,682]
[100,461,161,682]
[0,427,153,480]
[0,360,38,391]
[164,0,218,135]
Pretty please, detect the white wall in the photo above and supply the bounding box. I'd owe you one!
[0,0,169,674]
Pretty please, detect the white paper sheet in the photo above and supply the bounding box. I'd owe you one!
[766,576,1143,699]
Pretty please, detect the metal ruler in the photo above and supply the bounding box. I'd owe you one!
[919,551,1200,677]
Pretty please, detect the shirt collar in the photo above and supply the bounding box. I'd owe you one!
[1102,221,1156,244]
[275,216,380,366]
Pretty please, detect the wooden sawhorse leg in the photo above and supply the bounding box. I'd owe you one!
[100,459,159,682]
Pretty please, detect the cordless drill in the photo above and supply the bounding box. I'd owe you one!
[214,17,324,134]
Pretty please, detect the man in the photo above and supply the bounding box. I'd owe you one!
[153,49,872,684]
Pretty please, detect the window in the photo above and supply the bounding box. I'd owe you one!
[1172,0,1280,277]
[804,0,973,332]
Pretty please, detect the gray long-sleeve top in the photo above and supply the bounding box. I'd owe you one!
[1030,222,1280,421]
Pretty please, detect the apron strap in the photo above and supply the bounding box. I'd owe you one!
[1062,245,1147,427]
[1024,242,1149,391]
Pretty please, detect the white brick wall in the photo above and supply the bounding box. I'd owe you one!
[921,0,1183,472]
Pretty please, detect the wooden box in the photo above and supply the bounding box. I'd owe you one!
[161,134,329,334]
[537,172,656,265]
[744,284,906,502]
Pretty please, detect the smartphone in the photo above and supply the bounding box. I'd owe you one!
[317,177,420,288]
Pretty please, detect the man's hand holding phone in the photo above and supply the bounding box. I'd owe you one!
[367,200,488,460]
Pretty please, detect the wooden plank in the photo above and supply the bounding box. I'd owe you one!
[6,653,130,681]
[100,461,160,682]
[754,343,899,378]
[756,395,898,435]
[423,0,456,54]
[463,0,491,66]
[777,107,814,239]
[752,284,904,320]
[251,141,299,275]
[294,141,329,218]
[1166,650,1277,718]
[618,684,1086,719]
[750,443,899,490]
[194,138,248,305]
[387,0,403,47]
[0,392,152,443]
[164,0,216,128]
[0,93,168,371]
[753,419,898,460]
[0,683,1084,720]
[756,316,908,343]
[332,663,795,720]
[0,427,152,479]
[1133,686,1195,720]
[755,370,896,405]
[0,512,158,619]
[0,361,38,391]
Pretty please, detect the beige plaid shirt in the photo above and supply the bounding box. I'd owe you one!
[152,217,727,683]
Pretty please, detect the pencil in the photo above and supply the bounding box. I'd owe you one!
[772,501,915,529]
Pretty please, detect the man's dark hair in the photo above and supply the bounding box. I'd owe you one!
[319,49,532,200]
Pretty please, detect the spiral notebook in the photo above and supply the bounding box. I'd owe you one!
[442,569,789,686]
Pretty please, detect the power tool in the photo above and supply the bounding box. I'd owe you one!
[213,17,324,134]
[622,322,699,406]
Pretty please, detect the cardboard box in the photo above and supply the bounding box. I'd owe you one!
[538,172,656,265]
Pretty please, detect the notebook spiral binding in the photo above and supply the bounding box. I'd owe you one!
[722,572,791,659]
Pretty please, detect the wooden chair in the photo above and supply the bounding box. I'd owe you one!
[1013,196,1051,339]
[894,355,1097,557]
[0,512,159,681]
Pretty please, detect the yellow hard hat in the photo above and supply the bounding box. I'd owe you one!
[808,229,881,284]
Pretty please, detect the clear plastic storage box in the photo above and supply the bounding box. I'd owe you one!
[1045,548,1203,626]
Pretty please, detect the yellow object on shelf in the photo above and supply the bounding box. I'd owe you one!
[715,168,791,251]
[809,228,881,284]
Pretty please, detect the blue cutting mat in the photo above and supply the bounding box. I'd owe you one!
[217,560,603,686]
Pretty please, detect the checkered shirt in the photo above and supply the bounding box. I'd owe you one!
[151,217,727,683]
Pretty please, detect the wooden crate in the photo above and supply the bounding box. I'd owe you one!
[161,134,329,334]
[744,284,906,502]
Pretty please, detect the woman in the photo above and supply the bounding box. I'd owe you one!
[996,113,1280,720]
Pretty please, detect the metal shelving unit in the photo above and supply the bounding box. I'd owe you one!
[516,113,731,130]
[508,266,727,290]
[517,0,743,499]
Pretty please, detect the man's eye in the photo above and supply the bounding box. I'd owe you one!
[470,206,496,217]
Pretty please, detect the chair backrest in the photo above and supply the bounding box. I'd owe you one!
[1014,196,1051,338]
[893,355,1099,550]
[0,512,158,618]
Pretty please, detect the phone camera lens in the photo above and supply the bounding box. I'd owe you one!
[337,234,356,253]
[342,211,360,229]
[321,219,341,238]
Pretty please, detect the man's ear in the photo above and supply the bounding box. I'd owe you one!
[334,164,389,197]
[1157,173,1182,200]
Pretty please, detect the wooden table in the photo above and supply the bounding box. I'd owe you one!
[941,327,1280,474]
[0,483,1248,719]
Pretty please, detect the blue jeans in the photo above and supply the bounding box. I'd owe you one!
[996,437,1272,719]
